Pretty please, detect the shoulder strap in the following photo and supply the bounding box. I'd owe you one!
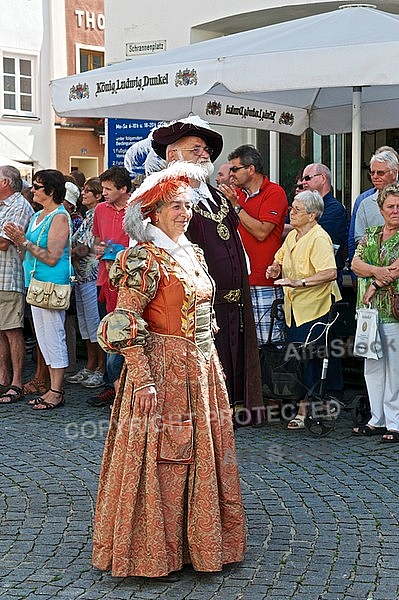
[29,210,73,280]
[29,213,52,278]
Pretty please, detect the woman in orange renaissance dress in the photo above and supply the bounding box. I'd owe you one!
[92,162,246,582]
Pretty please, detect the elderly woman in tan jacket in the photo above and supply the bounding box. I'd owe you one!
[266,189,341,429]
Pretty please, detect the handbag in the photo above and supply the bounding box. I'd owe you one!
[26,212,73,311]
[260,341,306,401]
[26,278,71,310]
[353,305,383,359]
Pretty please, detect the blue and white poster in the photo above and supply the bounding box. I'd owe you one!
[107,118,162,174]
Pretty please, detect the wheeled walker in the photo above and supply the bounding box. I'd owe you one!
[260,300,345,436]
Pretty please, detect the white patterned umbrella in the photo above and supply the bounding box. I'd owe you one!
[50,5,399,199]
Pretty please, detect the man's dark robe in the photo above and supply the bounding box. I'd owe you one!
[187,185,264,425]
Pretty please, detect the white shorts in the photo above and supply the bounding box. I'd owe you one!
[31,306,68,369]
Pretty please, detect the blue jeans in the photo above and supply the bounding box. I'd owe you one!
[97,287,124,387]
[104,353,124,386]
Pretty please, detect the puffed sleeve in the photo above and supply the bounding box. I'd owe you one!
[97,246,160,391]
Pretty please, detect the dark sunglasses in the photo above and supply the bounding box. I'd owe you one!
[32,183,45,191]
[230,165,249,173]
[301,173,323,182]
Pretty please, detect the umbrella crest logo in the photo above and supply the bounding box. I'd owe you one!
[278,112,295,127]
[175,69,198,87]
[69,83,90,101]
[206,101,222,116]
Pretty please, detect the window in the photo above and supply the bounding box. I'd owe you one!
[3,56,34,115]
[79,50,104,72]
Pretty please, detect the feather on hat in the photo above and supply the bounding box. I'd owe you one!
[124,161,206,242]
[124,129,167,178]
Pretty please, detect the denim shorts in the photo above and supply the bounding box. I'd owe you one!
[105,353,124,385]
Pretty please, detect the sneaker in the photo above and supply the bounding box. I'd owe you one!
[86,387,115,407]
[65,368,93,384]
[81,370,104,389]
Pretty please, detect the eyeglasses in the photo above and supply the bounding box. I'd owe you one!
[32,183,45,191]
[368,169,393,177]
[301,173,323,182]
[175,145,214,157]
[83,188,94,194]
[289,206,308,215]
[230,166,249,173]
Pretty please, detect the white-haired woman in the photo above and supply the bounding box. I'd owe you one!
[92,162,246,581]
[266,190,341,429]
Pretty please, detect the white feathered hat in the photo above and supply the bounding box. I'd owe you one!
[124,161,206,241]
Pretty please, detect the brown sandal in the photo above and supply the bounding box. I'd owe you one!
[0,386,25,404]
[23,378,49,395]
[31,389,65,411]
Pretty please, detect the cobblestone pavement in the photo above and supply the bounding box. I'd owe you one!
[1,359,399,600]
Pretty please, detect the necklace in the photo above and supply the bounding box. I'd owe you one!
[193,193,231,240]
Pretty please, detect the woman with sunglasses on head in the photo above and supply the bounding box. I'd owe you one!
[266,189,341,429]
[4,170,72,410]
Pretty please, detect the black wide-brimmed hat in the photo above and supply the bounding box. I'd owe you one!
[151,116,223,162]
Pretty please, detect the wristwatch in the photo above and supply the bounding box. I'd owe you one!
[301,279,307,287]
[22,239,30,248]
[234,205,243,214]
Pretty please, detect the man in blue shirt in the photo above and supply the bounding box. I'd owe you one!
[300,163,348,290]
[347,187,375,262]
[348,146,399,265]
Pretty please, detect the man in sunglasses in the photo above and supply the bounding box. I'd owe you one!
[348,146,399,263]
[354,150,399,245]
[151,117,264,426]
[300,163,348,290]
[223,144,288,347]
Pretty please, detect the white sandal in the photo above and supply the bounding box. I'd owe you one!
[287,414,305,429]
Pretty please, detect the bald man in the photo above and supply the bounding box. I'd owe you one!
[215,163,233,188]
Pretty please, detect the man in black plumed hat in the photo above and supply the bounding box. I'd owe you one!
[152,117,264,426]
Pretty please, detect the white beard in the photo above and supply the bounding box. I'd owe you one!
[198,160,214,179]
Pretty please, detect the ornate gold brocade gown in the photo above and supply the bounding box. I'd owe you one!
[93,230,246,578]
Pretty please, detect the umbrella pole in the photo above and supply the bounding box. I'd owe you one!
[351,86,362,210]
[269,132,279,183]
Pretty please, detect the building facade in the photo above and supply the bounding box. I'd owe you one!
[0,0,105,179]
